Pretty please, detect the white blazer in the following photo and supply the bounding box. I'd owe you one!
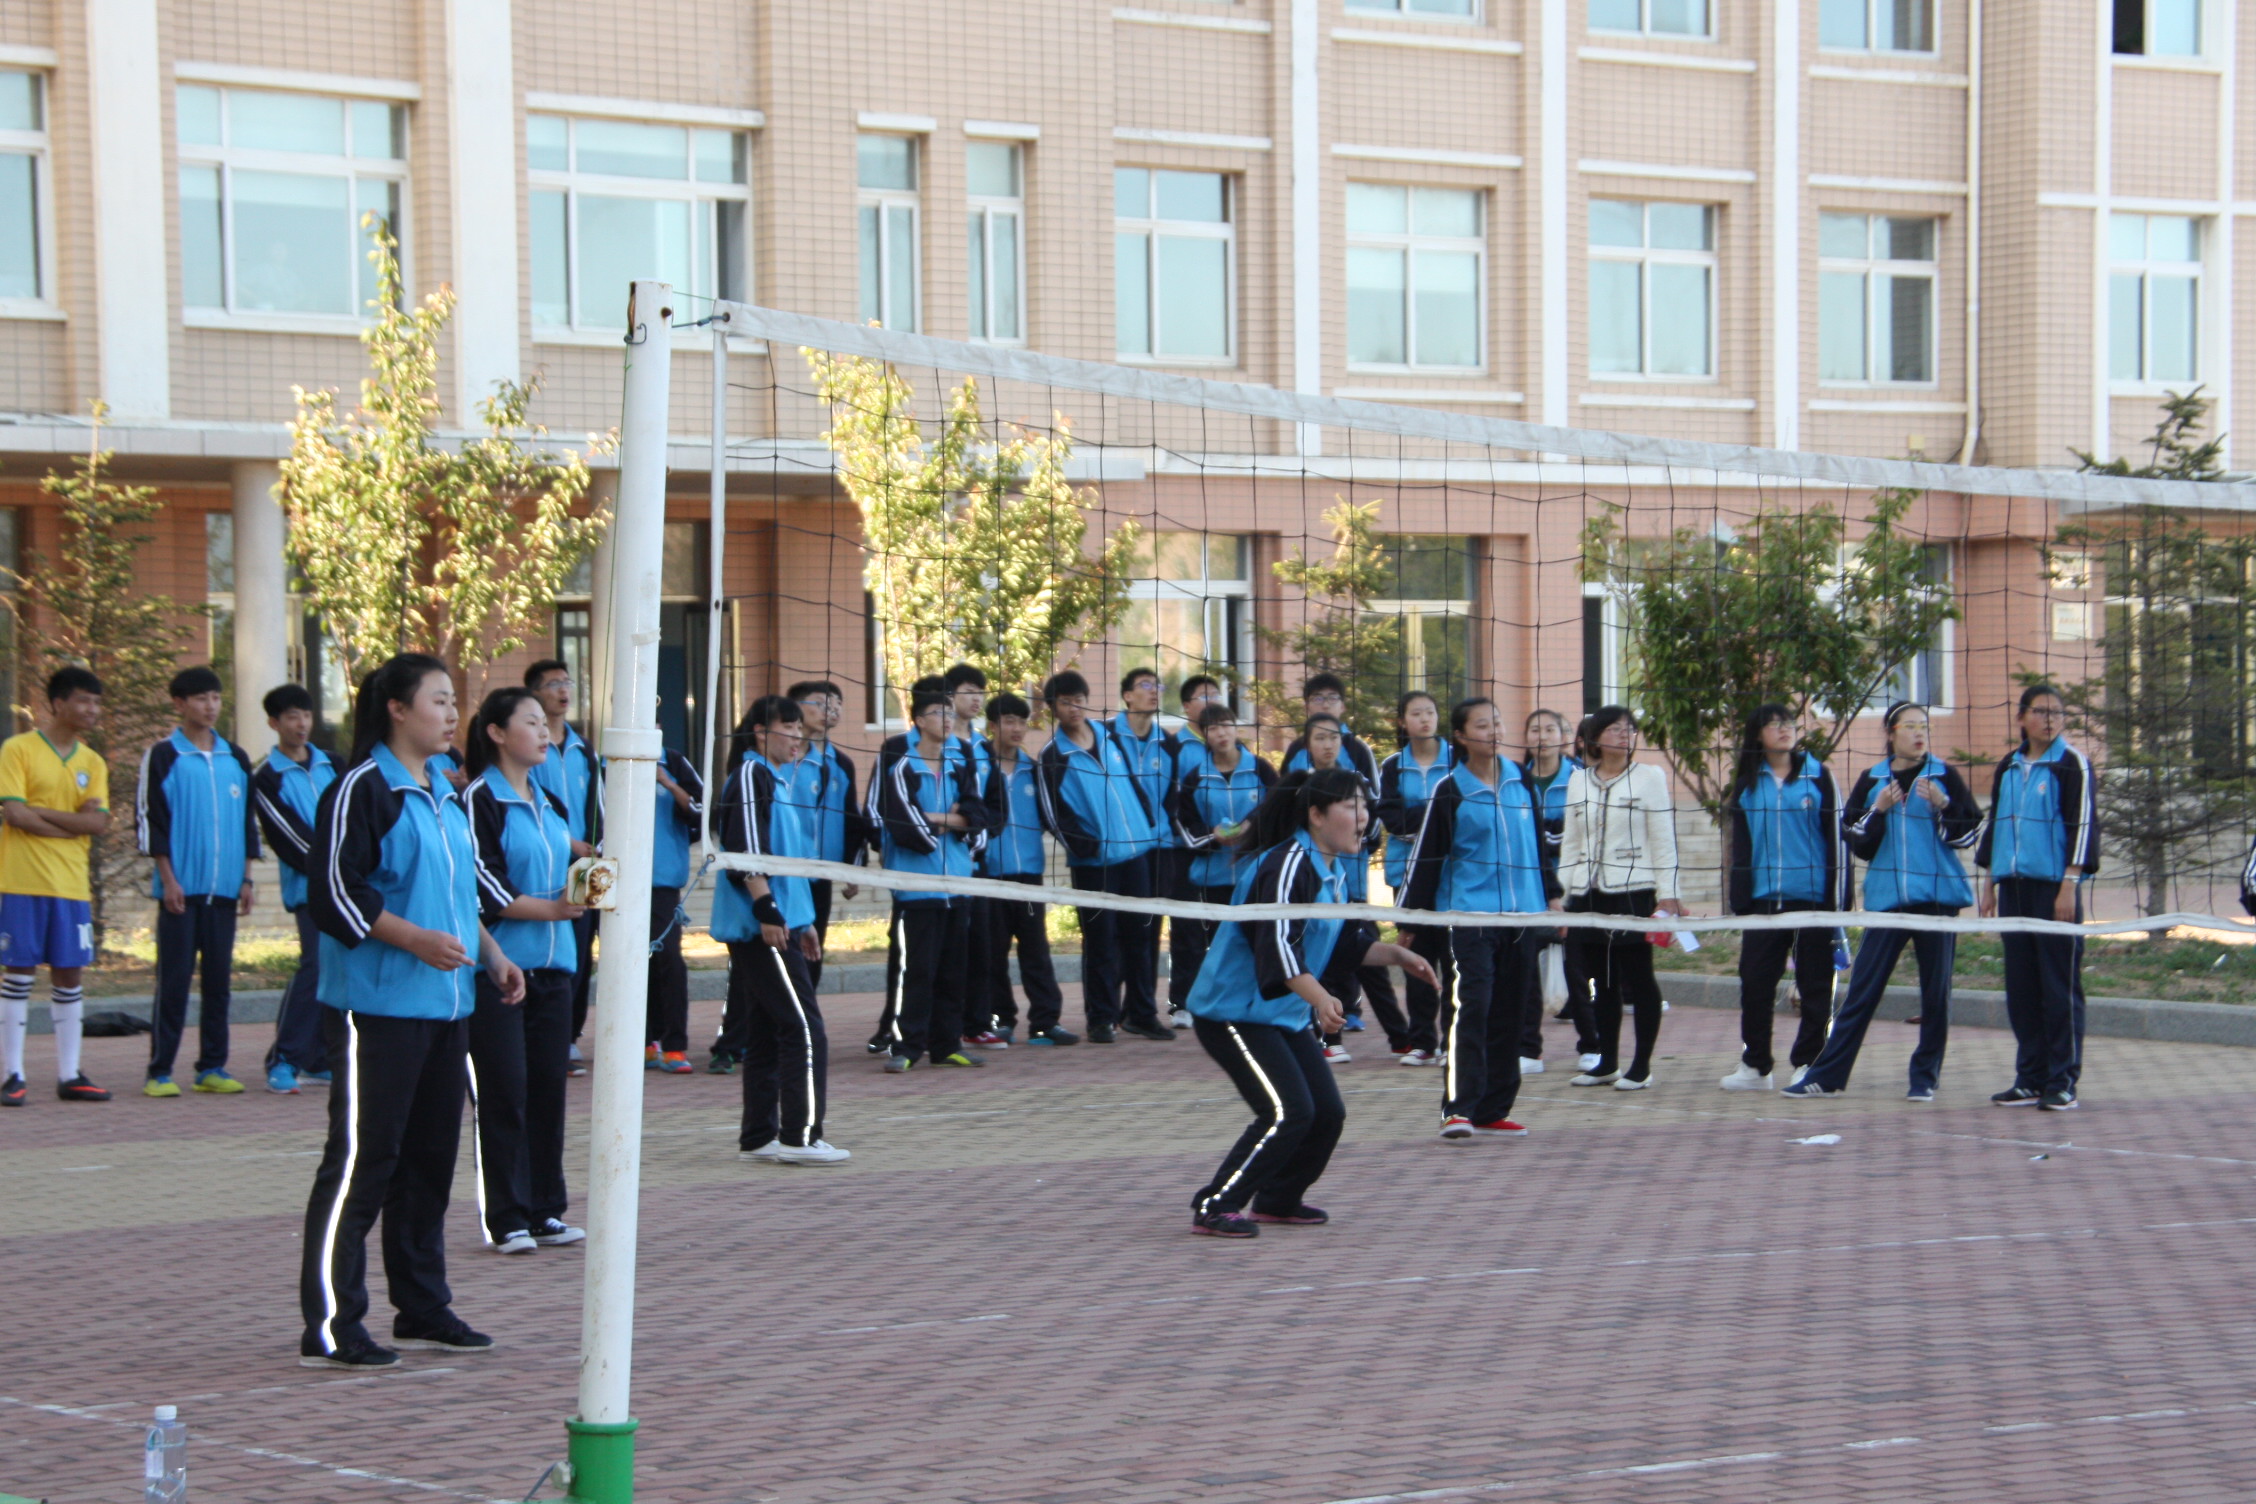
[1556,761,1681,901]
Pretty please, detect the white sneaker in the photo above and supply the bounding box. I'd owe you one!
[1168,1008,1193,1029]
[1719,1063,1774,1092]
[492,1229,537,1255]
[1577,1053,1602,1072]
[1397,1049,1439,1068]
[1322,1043,1352,1064]
[738,1140,782,1162]
[770,1140,852,1166]
[1519,1056,1544,1075]
[1569,1069,1620,1087]
[1614,1074,1651,1091]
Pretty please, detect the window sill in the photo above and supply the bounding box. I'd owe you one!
[2110,381,2203,398]
[2112,53,2223,75]
[1808,396,1966,414]
[183,310,366,337]
[1807,61,1968,86]
[1342,365,1491,379]
[1584,26,1720,46]
[1339,7,1485,27]
[534,326,632,348]
[0,302,67,323]
[1115,354,1241,371]
[1579,389,1751,411]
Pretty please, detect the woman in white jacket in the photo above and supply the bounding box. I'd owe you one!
[1556,706,1686,1089]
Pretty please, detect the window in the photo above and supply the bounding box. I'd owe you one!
[176,85,408,321]
[2114,0,2201,56]
[1589,199,1714,377]
[1347,0,1478,15]
[1346,184,1484,370]
[1117,532,1254,712]
[528,114,749,333]
[1369,535,1478,707]
[1115,168,1234,362]
[0,70,49,308]
[1818,213,1936,384]
[858,134,920,331]
[1819,0,1934,51]
[966,141,1023,343]
[2109,214,2199,385]
[1878,546,1952,707]
[1589,0,1709,38]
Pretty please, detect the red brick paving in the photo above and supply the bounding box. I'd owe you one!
[5,987,2255,1502]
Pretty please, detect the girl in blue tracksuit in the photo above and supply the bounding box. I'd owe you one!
[1975,683,2099,1110]
[299,654,524,1370]
[1166,702,1276,1001]
[1375,691,1454,1064]
[1786,702,1980,1099]
[1521,708,1595,1065]
[1721,704,1850,1090]
[1401,698,1548,1141]
[1183,767,1435,1238]
[1297,713,1405,1054]
[462,687,585,1253]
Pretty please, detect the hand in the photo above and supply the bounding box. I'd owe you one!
[798,927,822,963]
[1979,886,1997,919]
[1396,949,1438,990]
[161,875,187,916]
[2053,882,2079,924]
[1656,898,1688,918]
[760,921,789,950]
[1915,777,1948,810]
[1873,780,1905,812]
[571,840,595,860]
[545,898,587,922]
[1312,992,1346,1036]
[404,925,471,972]
[842,883,859,900]
[492,955,526,1006]
[238,880,254,917]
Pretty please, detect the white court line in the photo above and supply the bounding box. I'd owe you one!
[1910,1129,2256,1168]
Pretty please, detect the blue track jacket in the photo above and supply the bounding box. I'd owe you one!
[712,751,817,938]
[1186,831,1376,1030]
[981,747,1050,879]
[1842,755,1981,913]
[251,745,336,912]
[878,730,994,903]
[1167,747,1276,888]
[786,740,862,864]
[1376,744,1455,888]
[1521,754,1581,896]
[1108,715,1181,849]
[1975,738,2100,883]
[530,724,599,845]
[138,729,260,899]
[651,748,704,889]
[1036,721,1157,869]
[466,766,576,975]
[1401,760,1547,916]
[1725,752,1852,914]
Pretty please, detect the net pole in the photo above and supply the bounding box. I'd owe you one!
[567,278,671,1504]
[699,317,728,853]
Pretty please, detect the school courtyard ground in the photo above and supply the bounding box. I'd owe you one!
[6,991,2255,1504]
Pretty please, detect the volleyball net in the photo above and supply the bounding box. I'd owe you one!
[636,295,2254,940]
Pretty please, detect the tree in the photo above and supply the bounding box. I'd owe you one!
[280,223,606,684]
[1250,499,1406,738]
[9,407,203,943]
[1583,487,1957,818]
[808,351,1141,713]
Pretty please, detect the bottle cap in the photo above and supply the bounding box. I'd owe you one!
[154,1405,177,1421]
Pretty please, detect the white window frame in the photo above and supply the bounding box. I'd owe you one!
[1826,541,1954,713]
[527,113,753,340]
[858,134,922,333]
[1587,0,1714,42]
[2108,213,2202,391]
[1582,579,1627,706]
[1367,534,1480,703]
[175,83,410,335]
[0,67,57,318]
[1588,199,1716,380]
[1346,184,1487,374]
[1120,533,1255,719]
[966,143,1024,345]
[1115,168,1237,366]
[1816,0,1939,54]
[1343,0,1484,21]
[1817,212,1939,388]
[2115,0,2205,57]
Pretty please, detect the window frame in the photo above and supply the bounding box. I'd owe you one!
[1587,0,1715,43]
[0,68,56,318]
[1816,0,1940,54]
[174,82,411,334]
[1118,532,1256,719]
[1343,0,1484,22]
[2108,212,2202,391]
[966,141,1025,345]
[527,112,753,339]
[2113,0,2205,58]
[857,133,922,333]
[1345,183,1488,374]
[1114,167,1238,366]
[1365,534,1480,707]
[1816,211,1940,388]
[1587,199,1717,381]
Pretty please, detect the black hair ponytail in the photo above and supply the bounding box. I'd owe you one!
[350,653,450,766]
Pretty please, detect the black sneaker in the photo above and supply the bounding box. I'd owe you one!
[2039,1090,2079,1111]
[706,1050,738,1075]
[1990,1085,2042,1107]
[57,1073,111,1102]
[1,1074,24,1107]
[1191,1209,1259,1239]
[299,1337,400,1369]
[1025,1026,1079,1047]
[1120,1020,1176,1042]
[865,1037,890,1056]
[392,1315,496,1353]
[1086,1024,1118,1044]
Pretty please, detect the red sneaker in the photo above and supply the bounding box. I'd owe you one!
[1472,1119,1529,1137]
[1438,1115,1474,1141]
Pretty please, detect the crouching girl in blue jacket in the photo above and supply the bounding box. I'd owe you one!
[1183,768,1436,1238]
[298,654,525,1369]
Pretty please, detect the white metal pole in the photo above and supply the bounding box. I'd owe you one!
[698,318,729,851]
[569,279,671,1502]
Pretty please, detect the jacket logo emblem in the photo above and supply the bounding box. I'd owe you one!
[75,771,89,788]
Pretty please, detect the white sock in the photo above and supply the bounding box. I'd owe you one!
[0,973,29,1081]
[51,984,84,1082]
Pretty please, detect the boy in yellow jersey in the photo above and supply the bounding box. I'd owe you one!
[0,667,113,1106]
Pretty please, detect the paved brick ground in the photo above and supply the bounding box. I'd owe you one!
[6,986,2256,1503]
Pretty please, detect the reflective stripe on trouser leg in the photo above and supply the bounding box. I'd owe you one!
[769,947,820,1147]
[315,1013,363,1355]
[1444,930,1465,1114]
[464,1053,491,1243]
[1199,1023,1289,1217]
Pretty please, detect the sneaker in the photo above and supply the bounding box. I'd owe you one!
[934,1051,986,1068]
[1991,1085,2041,1107]
[657,1051,693,1074]
[2039,1090,2079,1111]
[1613,1074,1651,1091]
[1568,1070,1620,1087]
[1577,1053,1603,1072]
[771,1140,853,1165]
[1905,1086,1936,1103]
[533,1218,586,1246]
[1437,1115,1475,1141]
[1397,1049,1439,1068]
[56,1073,110,1102]
[302,1071,332,1086]
[864,1038,890,1056]
[143,1075,182,1098]
[1519,1056,1545,1075]
[266,1063,301,1094]
[1,1074,24,1107]
[1341,1014,1366,1033]
[739,1140,782,1161]
[1121,1020,1175,1042]
[193,1069,245,1094]
[706,1052,738,1075]
[1190,1209,1259,1238]
[491,1229,538,1255]
[299,1338,400,1370]
[1026,1026,1080,1047]
[992,1026,1016,1045]
[1249,1204,1329,1225]
[391,1316,495,1353]
[567,1044,587,1077]
[1322,1042,1352,1064]
[643,1044,662,1070]
[1086,1024,1118,1044]
[1472,1119,1530,1137]
[883,1053,917,1074]
[1719,1063,1774,1092]
[964,1030,1010,1050]
[1168,1009,1193,1029]
[1781,1078,1840,1098]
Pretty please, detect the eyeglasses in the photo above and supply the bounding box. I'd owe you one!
[538,677,575,691]
[2025,707,2066,720]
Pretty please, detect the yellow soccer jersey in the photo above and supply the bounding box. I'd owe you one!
[0,731,110,900]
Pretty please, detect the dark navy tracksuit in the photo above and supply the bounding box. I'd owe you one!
[1976,739,2099,1097]
[1038,723,1162,1032]
[978,747,1065,1035]
[1724,753,1851,1076]
[1165,746,1276,1005]
[1377,744,1456,1055]
[1110,715,1181,1008]
[137,730,260,1079]
[879,731,994,1062]
[252,744,337,1075]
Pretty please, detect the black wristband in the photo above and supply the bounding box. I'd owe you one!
[752,894,785,929]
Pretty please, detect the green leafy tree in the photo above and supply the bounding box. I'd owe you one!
[1583,487,1957,817]
[9,407,203,943]
[280,223,606,683]
[1251,499,1406,738]
[808,351,1141,714]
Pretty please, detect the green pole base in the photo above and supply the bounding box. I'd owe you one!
[565,1415,639,1502]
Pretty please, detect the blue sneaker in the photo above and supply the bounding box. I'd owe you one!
[1341,1015,1366,1033]
[1781,1077,1840,1099]
[303,1071,332,1085]
[266,1062,301,1094]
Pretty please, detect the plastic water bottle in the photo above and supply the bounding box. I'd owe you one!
[144,1404,186,1502]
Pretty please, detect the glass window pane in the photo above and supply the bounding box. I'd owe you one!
[577,119,688,179]
[355,177,398,310]
[857,133,915,190]
[1819,0,1868,47]
[1648,202,1710,250]
[1345,0,1401,11]
[1881,0,1932,50]
[1208,535,1251,581]
[2151,0,2200,55]
[1589,259,1642,372]
[1648,0,1706,34]
[1882,216,1935,261]
[1413,187,1480,238]
[231,170,352,314]
[966,141,1019,198]
[178,84,221,146]
[991,210,1020,339]
[1114,167,1149,219]
[1116,232,1149,353]
[531,188,568,325]
[967,215,987,336]
[527,114,568,172]
[693,129,744,184]
[860,204,883,324]
[180,165,223,308]
[715,200,746,302]
[2147,274,2196,381]
[2108,273,2143,380]
[1346,182,1408,235]
[2147,215,2198,262]
[1589,198,1643,248]
[1154,234,1228,358]
[1648,261,1711,375]
[349,101,401,160]
[1155,169,1225,223]
[1590,0,1640,28]
[1154,533,1207,579]
[1410,0,1476,12]
[1819,211,1868,259]
[1818,270,1867,380]
[579,195,692,328]
[230,92,345,156]
[0,152,38,298]
[1413,249,1480,367]
[1881,272,1932,380]
[1347,246,1407,364]
[886,204,917,330]
[0,71,40,132]
[2108,212,2146,262]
